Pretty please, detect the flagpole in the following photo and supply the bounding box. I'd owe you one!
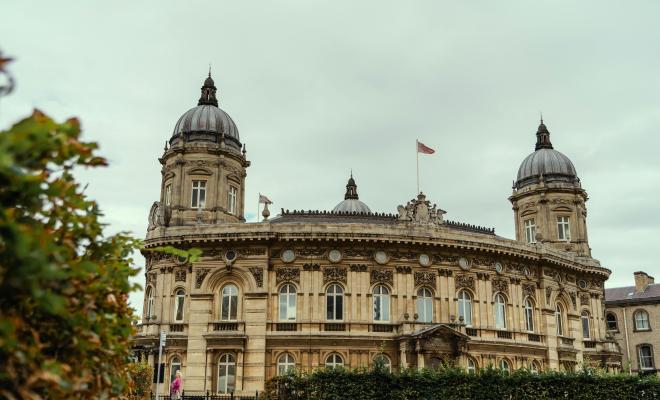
[257,193,260,222]
[416,140,420,194]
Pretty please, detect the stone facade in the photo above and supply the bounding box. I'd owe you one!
[131,76,622,395]
[605,271,659,375]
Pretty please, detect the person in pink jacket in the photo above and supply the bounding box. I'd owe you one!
[170,371,182,400]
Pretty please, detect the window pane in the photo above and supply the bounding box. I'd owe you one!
[230,295,237,320]
[191,190,198,208]
[288,294,296,320]
[327,294,334,320]
[279,294,287,321]
[221,295,230,320]
[336,295,343,320]
[582,315,590,339]
[175,296,184,321]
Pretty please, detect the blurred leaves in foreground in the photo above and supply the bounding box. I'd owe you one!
[0,109,141,399]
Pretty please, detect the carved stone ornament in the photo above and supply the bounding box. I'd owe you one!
[522,283,536,298]
[395,265,412,274]
[454,274,475,291]
[350,264,368,272]
[323,267,347,283]
[276,267,300,283]
[248,267,263,287]
[147,201,171,231]
[302,263,321,271]
[174,269,186,282]
[491,278,509,295]
[238,247,266,256]
[396,192,446,225]
[414,271,436,288]
[569,291,577,310]
[195,268,210,289]
[298,247,326,257]
[343,248,372,257]
[580,293,590,306]
[545,286,553,305]
[370,269,394,286]
[146,272,157,287]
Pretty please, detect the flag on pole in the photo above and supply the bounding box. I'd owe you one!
[258,193,273,204]
[416,140,435,154]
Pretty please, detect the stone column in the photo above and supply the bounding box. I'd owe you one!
[399,342,408,369]
[415,340,425,369]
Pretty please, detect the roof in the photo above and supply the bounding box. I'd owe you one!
[604,283,660,304]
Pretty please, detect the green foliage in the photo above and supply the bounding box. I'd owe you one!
[265,366,660,400]
[0,110,141,399]
[126,362,153,399]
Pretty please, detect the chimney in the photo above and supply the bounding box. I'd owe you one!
[634,271,655,293]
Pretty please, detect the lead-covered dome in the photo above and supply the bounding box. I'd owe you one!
[515,121,579,189]
[170,74,241,150]
[332,174,372,213]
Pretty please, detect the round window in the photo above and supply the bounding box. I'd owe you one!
[419,254,431,267]
[328,249,342,263]
[225,250,237,262]
[281,249,295,263]
[374,251,389,265]
[175,255,188,265]
[458,257,470,270]
[523,267,531,278]
[495,262,503,274]
[578,280,587,290]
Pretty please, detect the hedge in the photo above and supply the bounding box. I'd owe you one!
[265,367,660,400]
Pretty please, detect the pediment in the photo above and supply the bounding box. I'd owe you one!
[188,167,213,176]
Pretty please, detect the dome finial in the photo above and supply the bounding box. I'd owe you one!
[535,117,553,151]
[344,173,358,200]
[198,70,218,107]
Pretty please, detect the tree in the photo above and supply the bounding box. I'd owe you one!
[0,60,141,399]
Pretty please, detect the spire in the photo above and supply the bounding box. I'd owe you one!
[198,71,218,106]
[344,173,359,200]
[535,117,553,150]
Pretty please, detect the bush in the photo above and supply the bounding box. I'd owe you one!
[265,367,660,400]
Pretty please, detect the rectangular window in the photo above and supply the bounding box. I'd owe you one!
[582,316,590,339]
[524,219,536,243]
[228,186,237,214]
[164,184,172,206]
[557,216,571,241]
[639,346,654,370]
[191,180,206,209]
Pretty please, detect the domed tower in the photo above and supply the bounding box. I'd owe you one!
[332,174,372,213]
[150,73,250,228]
[509,120,590,256]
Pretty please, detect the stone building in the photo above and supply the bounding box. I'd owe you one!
[605,271,658,375]
[132,74,622,395]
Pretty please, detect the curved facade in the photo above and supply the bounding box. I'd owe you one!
[133,78,622,395]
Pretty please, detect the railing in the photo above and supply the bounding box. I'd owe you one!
[323,323,346,332]
[169,323,185,333]
[557,336,575,348]
[584,340,597,349]
[527,333,542,342]
[275,323,298,332]
[370,324,394,333]
[155,390,259,399]
[211,322,240,332]
[466,328,479,337]
[496,330,512,339]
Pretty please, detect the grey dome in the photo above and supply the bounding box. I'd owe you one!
[515,121,579,189]
[332,199,372,213]
[332,174,372,213]
[170,74,241,149]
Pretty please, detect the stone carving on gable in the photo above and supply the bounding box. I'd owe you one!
[195,268,210,289]
[414,271,436,288]
[276,267,300,283]
[238,247,266,256]
[580,293,590,306]
[370,269,394,286]
[492,278,509,295]
[248,267,264,287]
[396,193,446,225]
[454,274,475,291]
[473,258,493,267]
[324,267,347,283]
[390,251,417,261]
[174,269,186,282]
[522,283,536,298]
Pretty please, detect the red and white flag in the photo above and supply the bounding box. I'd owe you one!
[416,140,435,154]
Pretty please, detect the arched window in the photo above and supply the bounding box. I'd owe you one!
[499,358,511,373]
[494,293,507,330]
[325,353,344,369]
[326,284,344,321]
[277,353,295,375]
[530,360,540,374]
[416,288,433,323]
[279,284,297,321]
[457,290,472,326]
[174,289,185,322]
[220,284,238,321]
[581,311,591,339]
[639,345,655,370]
[606,313,618,331]
[374,354,391,372]
[466,358,477,374]
[170,356,181,385]
[146,287,155,320]
[524,298,534,332]
[555,304,564,336]
[217,354,236,393]
[634,310,650,331]
[373,285,390,322]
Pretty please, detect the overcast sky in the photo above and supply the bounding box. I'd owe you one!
[2,1,659,315]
